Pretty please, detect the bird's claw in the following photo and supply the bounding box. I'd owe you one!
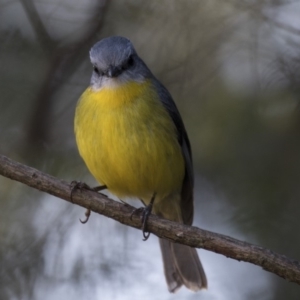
[130,193,156,241]
[80,209,91,224]
[130,206,152,241]
[70,181,91,202]
[70,181,107,224]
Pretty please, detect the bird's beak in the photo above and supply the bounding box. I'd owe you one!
[107,66,122,78]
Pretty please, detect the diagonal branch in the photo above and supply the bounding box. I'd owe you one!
[0,154,300,285]
[19,0,55,51]
[22,0,109,146]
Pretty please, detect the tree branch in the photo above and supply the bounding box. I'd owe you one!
[0,154,300,285]
[20,0,55,51]
[23,0,109,146]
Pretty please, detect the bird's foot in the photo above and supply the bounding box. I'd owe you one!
[70,181,107,224]
[130,193,156,241]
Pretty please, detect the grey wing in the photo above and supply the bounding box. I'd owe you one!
[153,79,194,225]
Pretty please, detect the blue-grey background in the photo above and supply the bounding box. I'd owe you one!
[1,1,300,299]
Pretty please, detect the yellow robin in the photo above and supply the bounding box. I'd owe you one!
[74,36,207,292]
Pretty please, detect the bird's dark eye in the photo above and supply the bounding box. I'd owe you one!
[127,55,134,67]
[122,55,134,70]
[93,65,100,75]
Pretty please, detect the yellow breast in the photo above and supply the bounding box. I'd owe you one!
[74,80,185,202]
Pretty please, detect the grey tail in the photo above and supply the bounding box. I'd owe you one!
[159,238,207,293]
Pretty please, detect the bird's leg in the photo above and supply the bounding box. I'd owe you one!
[70,181,107,224]
[130,192,156,241]
[141,193,156,241]
[70,181,107,200]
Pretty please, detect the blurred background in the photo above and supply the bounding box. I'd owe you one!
[1,0,300,299]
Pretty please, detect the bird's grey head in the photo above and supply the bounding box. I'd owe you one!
[89,36,151,89]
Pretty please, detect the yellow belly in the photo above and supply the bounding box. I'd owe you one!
[74,80,185,202]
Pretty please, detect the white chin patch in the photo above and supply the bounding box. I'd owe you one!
[91,73,145,91]
[102,77,128,88]
[91,75,129,91]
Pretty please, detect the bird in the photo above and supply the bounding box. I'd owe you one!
[74,36,207,292]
